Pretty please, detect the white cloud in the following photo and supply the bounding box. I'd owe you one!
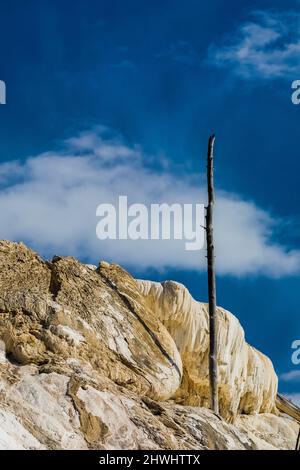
[209,10,300,79]
[0,126,299,276]
[280,370,300,382]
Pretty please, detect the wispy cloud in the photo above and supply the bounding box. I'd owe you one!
[209,10,300,79]
[156,40,199,66]
[280,370,300,382]
[111,59,137,70]
[110,46,137,71]
[0,126,299,276]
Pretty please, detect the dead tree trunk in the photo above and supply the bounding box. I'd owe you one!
[296,426,300,450]
[206,134,219,414]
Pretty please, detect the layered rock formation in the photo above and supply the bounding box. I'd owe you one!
[0,241,298,450]
[137,280,277,420]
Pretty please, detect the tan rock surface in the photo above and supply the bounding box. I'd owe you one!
[0,241,298,450]
[0,242,181,400]
[137,280,278,420]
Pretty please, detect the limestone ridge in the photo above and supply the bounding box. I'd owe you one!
[137,280,278,420]
[0,240,298,450]
[99,267,182,379]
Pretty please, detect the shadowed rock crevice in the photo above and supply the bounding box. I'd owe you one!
[47,258,63,300]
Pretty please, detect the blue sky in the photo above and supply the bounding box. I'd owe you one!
[0,0,300,402]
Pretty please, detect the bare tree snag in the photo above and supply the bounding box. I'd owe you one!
[296,426,300,450]
[206,134,219,415]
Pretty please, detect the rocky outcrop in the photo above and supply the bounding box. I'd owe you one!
[137,280,277,420]
[0,241,298,450]
[0,242,181,401]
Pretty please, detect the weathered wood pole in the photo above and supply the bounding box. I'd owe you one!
[206,134,219,414]
[296,426,300,450]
